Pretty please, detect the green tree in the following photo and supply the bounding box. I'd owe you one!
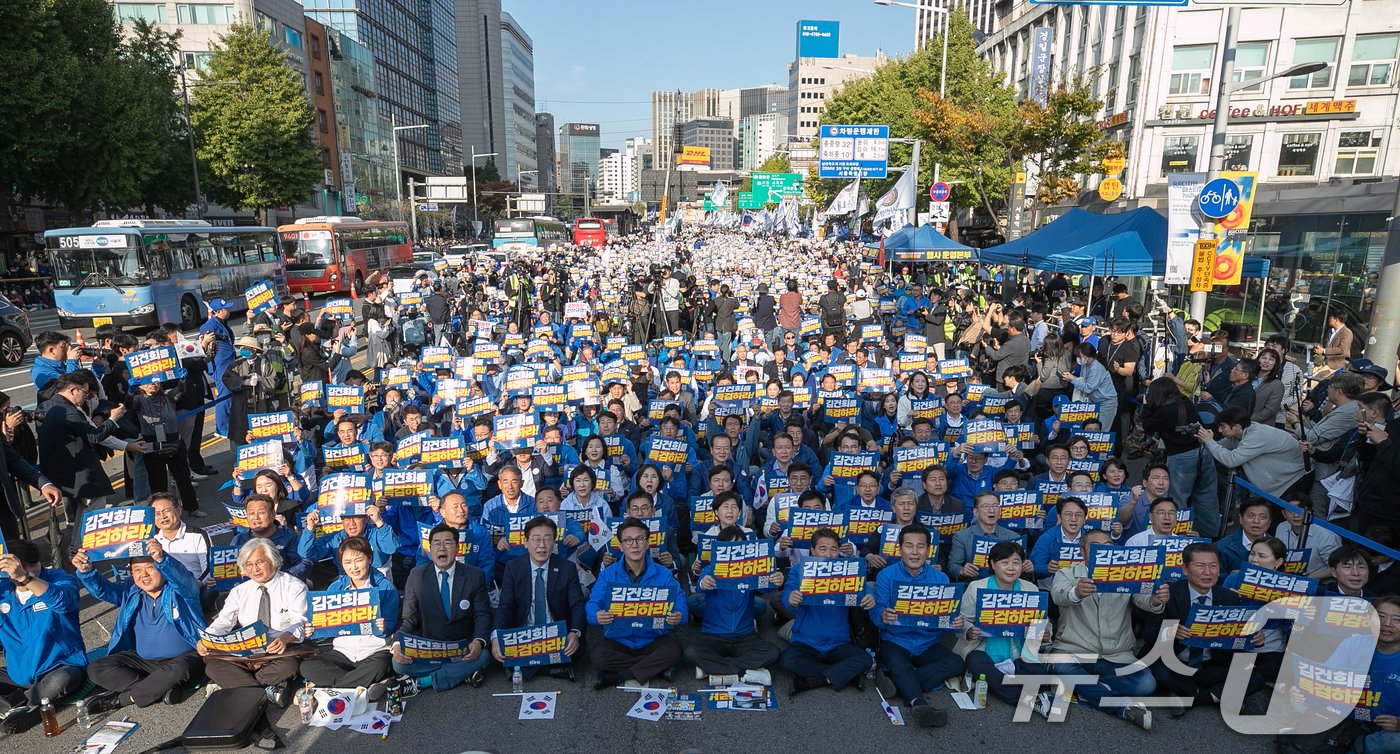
[471,158,501,183]
[121,20,195,215]
[0,1,190,215]
[191,24,320,224]
[1018,79,1114,205]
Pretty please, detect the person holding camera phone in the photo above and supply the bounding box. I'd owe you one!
[132,378,201,517]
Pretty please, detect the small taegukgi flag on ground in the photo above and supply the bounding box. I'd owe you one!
[518,692,557,721]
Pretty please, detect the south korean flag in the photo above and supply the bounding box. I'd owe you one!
[518,692,557,721]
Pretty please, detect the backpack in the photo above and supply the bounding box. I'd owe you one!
[820,293,844,327]
[258,347,289,395]
[403,317,427,347]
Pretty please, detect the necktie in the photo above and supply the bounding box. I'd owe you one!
[257,585,271,628]
[440,571,453,619]
[1187,594,1208,667]
[532,567,548,626]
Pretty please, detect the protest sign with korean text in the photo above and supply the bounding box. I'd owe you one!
[308,589,381,639]
[80,506,155,562]
[1088,545,1165,595]
[974,590,1047,639]
[499,621,570,668]
[796,558,867,607]
[892,582,962,628]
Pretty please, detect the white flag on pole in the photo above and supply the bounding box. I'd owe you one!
[824,178,861,217]
[710,181,728,208]
[519,692,557,720]
[873,167,917,225]
[626,690,670,721]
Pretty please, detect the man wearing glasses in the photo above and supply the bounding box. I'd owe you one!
[586,518,687,689]
[38,371,145,554]
[491,516,586,681]
[392,524,493,690]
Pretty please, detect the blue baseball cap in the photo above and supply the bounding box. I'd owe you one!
[1078,316,1101,328]
[207,298,232,311]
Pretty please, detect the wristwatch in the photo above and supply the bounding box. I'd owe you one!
[12,574,32,587]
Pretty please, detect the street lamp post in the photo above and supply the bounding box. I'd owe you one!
[391,113,428,230]
[874,0,949,183]
[469,146,499,239]
[515,169,538,218]
[176,66,238,219]
[1186,26,1329,321]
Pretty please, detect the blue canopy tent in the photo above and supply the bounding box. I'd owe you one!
[864,224,977,263]
[977,206,1268,278]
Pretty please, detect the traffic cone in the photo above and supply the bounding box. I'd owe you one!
[73,329,88,361]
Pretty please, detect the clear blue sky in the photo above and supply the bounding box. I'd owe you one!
[503,0,915,149]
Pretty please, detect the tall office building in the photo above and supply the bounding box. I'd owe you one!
[787,51,885,139]
[500,12,537,188]
[302,0,463,178]
[455,0,507,173]
[557,123,601,205]
[534,113,556,212]
[916,0,998,46]
[625,136,653,201]
[679,119,736,171]
[739,113,789,171]
[326,27,392,211]
[651,90,693,171]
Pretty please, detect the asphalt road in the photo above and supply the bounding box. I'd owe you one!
[4,306,1281,753]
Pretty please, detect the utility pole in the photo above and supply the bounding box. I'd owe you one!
[1190,5,1240,323]
[1366,180,1400,378]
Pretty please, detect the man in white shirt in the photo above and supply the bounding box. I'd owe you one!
[1273,494,1342,578]
[149,494,210,586]
[198,538,308,706]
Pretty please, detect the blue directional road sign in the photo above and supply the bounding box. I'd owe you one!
[818,124,889,179]
[417,203,439,212]
[1196,178,1240,220]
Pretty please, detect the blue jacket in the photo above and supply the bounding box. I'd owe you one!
[297,517,399,571]
[696,564,772,638]
[0,568,87,685]
[689,456,754,504]
[586,558,688,650]
[946,458,994,507]
[30,355,81,393]
[325,571,401,637]
[76,556,205,655]
[1216,531,1254,575]
[414,515,496,576]
[480,493,537,563]
[1029,525,1082,580]
[231,524,311,581]
[199,316,235,375]
[871,561,952,654]
[783,562,857,652]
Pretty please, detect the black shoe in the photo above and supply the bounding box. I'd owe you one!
[593,672,623,691]
[548,665,576,683]
[467,670,485,688]
[660,666,675,684]
[874,669,897,699]
[851,676,866,692]
[163,684,197,706]
[789,675,828,698]
[0,706,40,735]
[265,682,292,708]
[909,701,949,728]
[367,680,391,702]
[84,692,125,716]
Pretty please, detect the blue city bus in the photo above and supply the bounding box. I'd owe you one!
[45,219,286,330]
[491,217,569,253]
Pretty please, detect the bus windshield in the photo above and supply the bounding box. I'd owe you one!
[281,231,335,266]
[51,246,150,288]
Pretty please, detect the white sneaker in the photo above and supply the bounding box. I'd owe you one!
[205,683,221,698]
[694,666,706,680]
[190,471,208,481]
[741,669,771,686]
[1124,702,1152,731]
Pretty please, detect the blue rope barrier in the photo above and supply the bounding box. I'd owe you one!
[175,393,230,422]
[1233,475,1400,563]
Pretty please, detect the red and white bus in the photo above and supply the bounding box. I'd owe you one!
[572,217,606,247]
[278,217,412,295]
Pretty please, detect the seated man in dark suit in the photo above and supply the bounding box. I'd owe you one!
[1150,541,1261,714]
[490,516,586,680]
[391,524,493,691]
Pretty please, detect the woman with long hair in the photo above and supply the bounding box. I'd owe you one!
[1034,333,1076,423]
[1252,348,1285,426]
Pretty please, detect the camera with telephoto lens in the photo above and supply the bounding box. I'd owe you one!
[78,346,115,360]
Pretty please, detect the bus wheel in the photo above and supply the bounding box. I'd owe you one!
[180,295,204,331]
[354,272,365,296]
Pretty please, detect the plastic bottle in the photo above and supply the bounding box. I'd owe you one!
[75,698,92,731]
[511,667,524,694]
[297,685,316,725]
[865,649,877,680]
[40,698,60,737]
[974,674,988,709]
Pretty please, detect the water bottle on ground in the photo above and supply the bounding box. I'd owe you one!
[40,698,61,738]
[974,674,988,709]
[297,684,316,725]
[511,667,524,694]
[75,698,92,731]
[865,649,877,680]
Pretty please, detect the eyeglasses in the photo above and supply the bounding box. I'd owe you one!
[619,536,648,546]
